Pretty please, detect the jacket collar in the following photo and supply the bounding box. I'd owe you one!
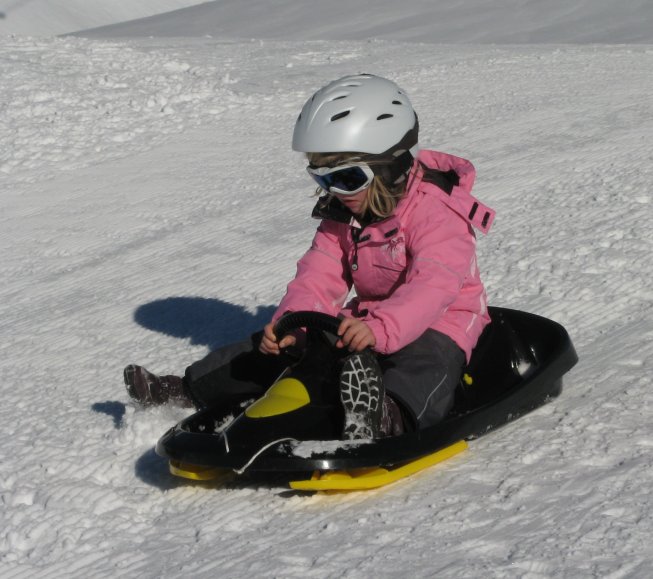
[311,195,384,229]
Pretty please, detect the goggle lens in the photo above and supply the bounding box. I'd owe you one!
[306,164,374,195]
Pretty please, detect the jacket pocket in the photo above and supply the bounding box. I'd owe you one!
[372,260,407,296]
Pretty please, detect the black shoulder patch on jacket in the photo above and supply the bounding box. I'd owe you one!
[420,166,460,195]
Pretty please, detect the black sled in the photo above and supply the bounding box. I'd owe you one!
[155,307,578,490]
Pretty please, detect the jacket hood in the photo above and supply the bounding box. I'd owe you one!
[415,149,476,193]
[410,149,495,234]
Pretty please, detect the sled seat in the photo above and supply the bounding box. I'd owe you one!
[453,306,573,413]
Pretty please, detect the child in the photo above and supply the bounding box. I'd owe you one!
[125,74,495,440]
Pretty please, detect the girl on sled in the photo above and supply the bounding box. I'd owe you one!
[125,73,495,440]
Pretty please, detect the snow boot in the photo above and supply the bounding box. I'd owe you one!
[339,350,384,440]
[123,365,192,407]
[380,394,406,437]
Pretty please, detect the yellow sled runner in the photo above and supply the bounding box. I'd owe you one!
[289,440,467,491]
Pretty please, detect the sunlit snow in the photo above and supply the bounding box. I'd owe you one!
[1,2,652,577]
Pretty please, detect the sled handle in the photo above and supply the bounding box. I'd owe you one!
[273,311,341,339]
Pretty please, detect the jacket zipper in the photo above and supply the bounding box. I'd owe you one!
[350,227,370,271]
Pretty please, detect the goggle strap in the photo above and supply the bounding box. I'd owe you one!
[374,149,414,186]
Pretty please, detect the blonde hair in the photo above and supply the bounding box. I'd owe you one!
[307,152,407,219]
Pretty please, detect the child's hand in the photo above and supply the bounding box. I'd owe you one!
[259,322,297,355]
[337,317,376,352]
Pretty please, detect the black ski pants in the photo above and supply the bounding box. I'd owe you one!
[184,328,465,430]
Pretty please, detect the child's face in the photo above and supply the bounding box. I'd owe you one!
[335,188,369,216]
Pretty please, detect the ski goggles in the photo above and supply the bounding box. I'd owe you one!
[306,163,375,196]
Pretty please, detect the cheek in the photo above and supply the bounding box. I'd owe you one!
[349,189,369,203]
[337,192,364,204]
[356,188,370,201]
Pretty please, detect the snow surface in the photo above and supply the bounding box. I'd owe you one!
[1,2,653,578]
[78,0,653,44]
[0,0,207,37]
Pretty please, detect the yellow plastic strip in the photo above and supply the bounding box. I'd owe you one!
[169,460,230,481]
[245,378,310,418]
[289,440,468,491]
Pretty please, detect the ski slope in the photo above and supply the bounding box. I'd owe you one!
[0,0,207,36]
[79,0,653,44]
[1,2,652,577]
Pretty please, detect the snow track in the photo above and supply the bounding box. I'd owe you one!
[1,32,652,578]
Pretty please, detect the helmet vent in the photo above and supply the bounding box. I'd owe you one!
[392,100,402,105]
[377,114,394,120]
[331,110,351,121]
[332,95,348,101]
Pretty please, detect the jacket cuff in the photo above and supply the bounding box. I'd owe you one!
[364,318,390,354]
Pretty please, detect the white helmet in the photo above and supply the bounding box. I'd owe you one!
[292,74,418,156]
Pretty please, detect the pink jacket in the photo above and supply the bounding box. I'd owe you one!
[273,149,495,362]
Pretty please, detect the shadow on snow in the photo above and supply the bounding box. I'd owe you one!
[133,296,276,351]
[92,400,126,429]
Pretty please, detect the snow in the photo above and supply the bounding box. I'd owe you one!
[291,439,372,459]
[0,1,208,37]
[77,0,653,44]
[1,1,652,577]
